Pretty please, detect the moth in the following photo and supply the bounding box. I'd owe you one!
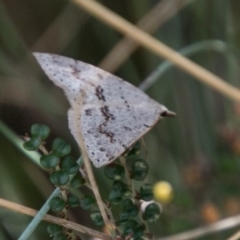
[34,53,175,167]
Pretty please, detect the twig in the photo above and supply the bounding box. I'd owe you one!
[227,230,240,240]
[0,198,111,240]
[71,0,240,103]
[18,157,83,240]
[120,156,131,187]
[0,120,41,165]
[82,150,116,236]
[98,0,192,72]
[138,40,234,91]
[69,105,116,237]
[157,214,240,240]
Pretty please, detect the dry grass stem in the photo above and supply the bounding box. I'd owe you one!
[158,214,240,240]
[0,198,111,240]
[81,151,116,236]
[98,0,192,72]
[71,0,240,103]
[227,230,240,240]
[69,100,116,237]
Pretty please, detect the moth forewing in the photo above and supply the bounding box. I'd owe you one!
[34,52,174,167]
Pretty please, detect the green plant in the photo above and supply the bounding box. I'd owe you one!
[23,123,162,239]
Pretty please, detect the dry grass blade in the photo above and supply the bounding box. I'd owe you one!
[81,151,116,237]
[71,0,240,103]
[68,103,117,237]
[157,214,240,240]
[0,198,111,240]
[227,230,240,240]
[98,0,192,72]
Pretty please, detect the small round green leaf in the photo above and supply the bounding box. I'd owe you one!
[109,189,122,205]
[52,138,71,157]
[133,225,145,239]
[122,188,132,197]
[40,153,60,169]
[109,181,131,204]
[70,174,85,188]
[50,170,70,186]
[90,211,104,226]
[131,159,148,181]
[140,183,153,201]
[23,137,41,151]
[127,141,141,157]
[123,220,145,239]
[52,232,67,240]
[113,181,131,196]
[47,224,62,236]
[80,195,96,210]
[116,211,129,225]
[61,155,79,174]
[142,203,161,222]
[112,180,126,190]
[104,164,125,180]
[49,197,66,212]
[67,195,80,208]
[122,199,138,217]
[31,124,50,140]
[123,220,138,236]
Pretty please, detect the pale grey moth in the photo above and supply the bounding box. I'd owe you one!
[33,53,174,168]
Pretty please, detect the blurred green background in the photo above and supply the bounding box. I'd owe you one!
[1,0,240,239]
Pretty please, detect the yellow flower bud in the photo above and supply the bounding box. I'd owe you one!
[153,181,173,203]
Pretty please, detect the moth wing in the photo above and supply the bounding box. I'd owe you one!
[34,53,169,168]
[79,102,166,168]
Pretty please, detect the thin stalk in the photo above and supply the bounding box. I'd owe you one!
[71,0,240,103]
[18,157,83,240]
[98,0,192,72]
[139,40,238,91]
[0,198,111,240]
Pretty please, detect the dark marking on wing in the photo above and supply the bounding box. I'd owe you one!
[71,64,81,79]
[124,100,130,110]
[85,109,92,116]
[95,85,106,101]
[122,144,127,149]
[101,106,115,121]
[98,106,116,143]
